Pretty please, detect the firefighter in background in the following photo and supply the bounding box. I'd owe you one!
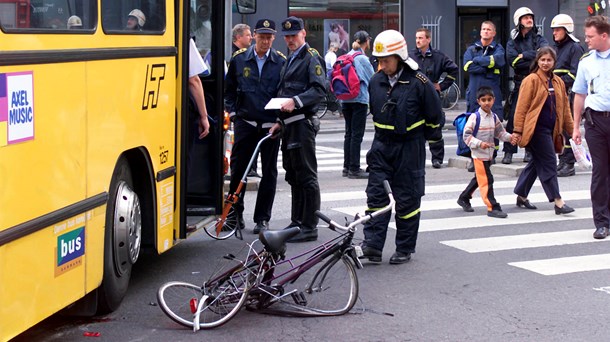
[504,7,549,164]
[126,9,146,31]
[551,14,585,177]
[359,30,442,265]
[410,27,459,169]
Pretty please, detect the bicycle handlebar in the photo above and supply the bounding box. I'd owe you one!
[315,180,395,233]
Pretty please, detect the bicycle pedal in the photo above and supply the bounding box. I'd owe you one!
[291,292,308,306]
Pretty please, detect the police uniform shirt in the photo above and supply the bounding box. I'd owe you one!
[573,48,610,111]
[255,49,270,74]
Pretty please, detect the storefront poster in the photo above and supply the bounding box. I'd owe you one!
[324,19,350,56]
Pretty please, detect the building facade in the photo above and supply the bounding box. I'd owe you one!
[235,0,606,97]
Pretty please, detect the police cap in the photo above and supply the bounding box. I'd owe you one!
[281,16,304,35]
[254,19,276,34]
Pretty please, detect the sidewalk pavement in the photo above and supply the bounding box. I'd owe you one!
[320,100,528,177]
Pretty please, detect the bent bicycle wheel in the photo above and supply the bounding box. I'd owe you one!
[270,255,358,316]
[204,204,238,240]
[157,269,251,329]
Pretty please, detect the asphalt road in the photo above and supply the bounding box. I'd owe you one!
[15,108,610,342]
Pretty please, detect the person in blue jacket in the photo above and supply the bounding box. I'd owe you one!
[463,20,505,167]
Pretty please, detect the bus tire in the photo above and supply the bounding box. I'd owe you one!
[98,156,142,313]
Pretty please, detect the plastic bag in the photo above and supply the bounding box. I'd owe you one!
[569,138,592,170]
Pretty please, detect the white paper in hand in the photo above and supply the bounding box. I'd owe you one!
[264,98,291,110]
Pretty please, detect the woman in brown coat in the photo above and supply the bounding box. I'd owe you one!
[512,46,575,214]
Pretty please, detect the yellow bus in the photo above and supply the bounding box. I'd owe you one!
[0,0,255,340]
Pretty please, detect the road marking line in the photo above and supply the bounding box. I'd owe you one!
[440,229,605,253]
[508,253,610,275]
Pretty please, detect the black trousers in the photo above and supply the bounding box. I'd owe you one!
[282,119,320,231]
[229,118,280,223]
[584,115,610,229]
[503,90,519,154]
[342,102,368,172]
[428,111,445,163]
[514,128,560,201]
[362,136,425,254]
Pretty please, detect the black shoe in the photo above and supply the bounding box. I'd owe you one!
[594,227,609,239]
[389,252,411,264]
[557,163,575,177]
[556,160,566,171]
[342,168,348,177]
[523,151,532,163]
[467,160,475,172]
[247,169,261,178]
[457,198,474,212]
[287,229,318,243]
[253,220,269,234]
[432,160,442,169]
[359,246,382,262]
[487,209,507,218]
[554,204,575,215]
[348,169,369,179]
[502,152,513,164]
[516,196,537,210]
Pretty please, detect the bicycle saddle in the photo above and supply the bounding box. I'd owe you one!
[259,227,301,254]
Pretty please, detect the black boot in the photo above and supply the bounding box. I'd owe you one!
[502,152,513,164]
[557,163,575,177]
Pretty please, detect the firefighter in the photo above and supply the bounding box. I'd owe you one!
[504,7,549,164]
[359,30,442,264]
[410,27,459,169]
[551,14,585,177]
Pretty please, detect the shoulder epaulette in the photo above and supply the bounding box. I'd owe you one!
[307,48,320,57]
[580,51,592,61]
[232,48,247,58]
[276,50,287,59]
[415,72,428,84]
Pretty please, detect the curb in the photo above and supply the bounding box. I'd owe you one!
[448,156,526,177]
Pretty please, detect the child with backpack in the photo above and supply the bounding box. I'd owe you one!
[457,86,515,218]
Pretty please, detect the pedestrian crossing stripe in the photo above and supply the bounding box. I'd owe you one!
[440,229,607,253]
[332,190,591,219]
[508,254,610,276]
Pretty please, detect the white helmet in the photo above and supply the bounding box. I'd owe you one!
[372,29,418,70]
[129,9,146,28]
[513,7,534,26]
[551,14,579,42]
[67,15,82,29]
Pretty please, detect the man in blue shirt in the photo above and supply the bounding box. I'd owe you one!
[572,15,610,240]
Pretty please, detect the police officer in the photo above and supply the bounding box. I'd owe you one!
[410,27,458,169]
[504,7,549,164]
[572,15,610,239]
[551,14,585,177]
[360,30,442,264]
[274,16,326,243]
[225,19,286,233]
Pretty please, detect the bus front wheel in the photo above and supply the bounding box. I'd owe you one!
[98,157,142,313]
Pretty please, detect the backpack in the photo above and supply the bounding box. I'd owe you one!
[453,111,496,157]
[330,52,363,100]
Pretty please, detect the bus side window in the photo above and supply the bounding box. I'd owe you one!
[0,0,96,32]
[101,0,165,33]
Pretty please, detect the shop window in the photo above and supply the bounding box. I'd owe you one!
[289,0,399,57]
[0,0,96,32]
[101,0,165,34]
